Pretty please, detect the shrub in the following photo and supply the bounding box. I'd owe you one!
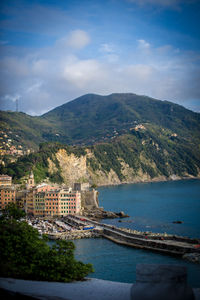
[0,205,93,282]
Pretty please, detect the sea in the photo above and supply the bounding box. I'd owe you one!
[73,179,200,287]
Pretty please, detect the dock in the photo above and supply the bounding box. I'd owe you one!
[65,215,200,257]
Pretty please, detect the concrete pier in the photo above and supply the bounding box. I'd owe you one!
[68,216,200,258]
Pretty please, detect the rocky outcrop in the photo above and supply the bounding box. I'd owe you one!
[183,253,200,264]
[55,149,88,186]
[47,158,58,174]
[47,148,170,187]
[82,208,129,220]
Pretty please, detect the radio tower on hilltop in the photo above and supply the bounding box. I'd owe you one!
[16,98,19,112]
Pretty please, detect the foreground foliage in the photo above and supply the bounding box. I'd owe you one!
[0,205,94,282]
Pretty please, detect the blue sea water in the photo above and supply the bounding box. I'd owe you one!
[73,179,200,287]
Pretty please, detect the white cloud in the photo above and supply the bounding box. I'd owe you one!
[64,30,91,49]
[26,82,43,93]
[0,32,200,114]
[63,58,102,88]
[99,43,119,63]
[4,94,21,103]
[125,64,154,79]
[137,39,150,49]
[99,43,115,53]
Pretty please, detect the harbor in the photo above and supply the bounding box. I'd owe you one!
[27,217,102,240]
[27,214,200,263]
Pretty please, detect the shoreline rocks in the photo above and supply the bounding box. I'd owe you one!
[48,230,102,240]
[82,208,129,220]
[183,253,200,264]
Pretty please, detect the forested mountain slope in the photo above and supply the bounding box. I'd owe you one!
[1,123,199,186]
[1,93,200,149]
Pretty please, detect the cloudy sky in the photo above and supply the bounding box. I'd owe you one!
[0,0,200,115]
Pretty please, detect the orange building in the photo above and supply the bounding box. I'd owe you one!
[0,174,12,186]
[26,185,81,217]
[44,189,60,216]
[0,185,16,210]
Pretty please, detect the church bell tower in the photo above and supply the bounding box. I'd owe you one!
[26,171,35,189]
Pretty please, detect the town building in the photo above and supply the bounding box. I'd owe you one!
[26,183,54,216]
[16,190,27,209]
[0,172,82,217]
[25,182,81,217]
[0,174,12,186]
[0,185,16,210]
[58,189,81,216]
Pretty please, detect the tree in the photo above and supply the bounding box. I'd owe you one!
[0,213,94,282]
[0,203,26,221]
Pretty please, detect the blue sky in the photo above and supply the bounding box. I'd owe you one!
[0,0,200,115]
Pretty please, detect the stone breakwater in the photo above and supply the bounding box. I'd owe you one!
[118,227,200,244]
[27,216,200,263]
[47,230,102,240]
[69,216,200,262]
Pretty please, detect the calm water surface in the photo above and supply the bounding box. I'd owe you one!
[73,179,200,287]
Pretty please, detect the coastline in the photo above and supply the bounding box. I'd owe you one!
[96,175,200,188]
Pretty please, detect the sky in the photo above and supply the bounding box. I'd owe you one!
[0,0,200,115]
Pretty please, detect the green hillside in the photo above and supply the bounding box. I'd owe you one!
[1,93,200,149]
[1,123,199,185]
[42,93,200,142]
[0,93,200,184]
[0,111,52,150]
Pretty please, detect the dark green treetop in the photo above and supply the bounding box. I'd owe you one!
[0,204,94,282]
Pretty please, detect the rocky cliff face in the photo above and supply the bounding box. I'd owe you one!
[2,121,199,186]
[47,148,169,187]
[55,149,88,186]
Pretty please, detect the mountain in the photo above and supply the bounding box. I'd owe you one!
[42,93,200,144]
[1,93,200,150]
[0,93,200,185]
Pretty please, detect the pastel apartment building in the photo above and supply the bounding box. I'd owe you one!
[0,172,82,217]
[0,174,12,186]
[26,184,81,217]
[0,174,16,210]
[0,185,16,210]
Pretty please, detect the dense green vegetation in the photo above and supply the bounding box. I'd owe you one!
[1,122,199,184]
[87,123,200,179]
[0,142,88,183]
[43,93,200,144]
[0,143,62,183]
[0,93,199,183]
[0,204,93,282]
[1,93,200,149]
